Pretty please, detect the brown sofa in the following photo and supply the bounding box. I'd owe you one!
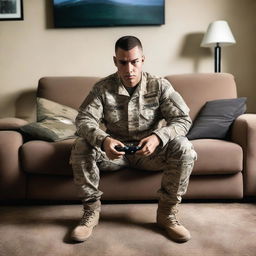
[1,73,256,202]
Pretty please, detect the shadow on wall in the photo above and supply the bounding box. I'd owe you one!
[224,18,256,113]
[180,33,211,73]
[15,90,37,122]
[0,93,19,118]
[211,1,256,113]
[45,0,54,29]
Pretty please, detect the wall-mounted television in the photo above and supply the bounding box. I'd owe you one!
[53,0,165,28]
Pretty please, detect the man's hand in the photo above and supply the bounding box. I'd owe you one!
[102,137,125,160]
[136,134,161,156]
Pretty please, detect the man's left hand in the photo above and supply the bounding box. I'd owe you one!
[136,134,161,156]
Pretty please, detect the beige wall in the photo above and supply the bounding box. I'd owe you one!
[0,0,255,121]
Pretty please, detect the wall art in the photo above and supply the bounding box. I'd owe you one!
[53,0,165,28]
[0,0,23,21]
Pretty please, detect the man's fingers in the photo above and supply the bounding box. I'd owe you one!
[138,138,147,147]
[137,142,156,156]
[111,146,125,155]
[137,145,151,155]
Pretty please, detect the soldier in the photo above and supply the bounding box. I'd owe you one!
[70,36,197,243]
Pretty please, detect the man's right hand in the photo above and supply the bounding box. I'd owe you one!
[102,137,125,160]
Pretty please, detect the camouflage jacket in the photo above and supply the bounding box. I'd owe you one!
[76,72,192,148]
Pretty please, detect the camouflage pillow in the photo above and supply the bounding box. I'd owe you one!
[36,97,77,122]
[19,98,78,142]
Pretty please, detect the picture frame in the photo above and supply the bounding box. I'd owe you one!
[0,0,23,21]
[53,0,165,28]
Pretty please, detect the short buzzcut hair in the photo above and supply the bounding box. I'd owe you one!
[115,36,143,53]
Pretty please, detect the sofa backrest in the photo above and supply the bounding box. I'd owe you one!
[165,73,237,120]
[38,73,237,121]
[38,77,100,110]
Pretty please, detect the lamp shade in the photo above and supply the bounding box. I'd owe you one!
[201,20,236,47]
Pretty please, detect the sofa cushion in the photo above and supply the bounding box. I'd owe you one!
[191,139,243,175]
[19,98,78,142]
[187,98,247,140]
[21,139,74,175]
[21,138,242,176]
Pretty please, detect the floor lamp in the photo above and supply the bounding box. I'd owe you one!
[201,20,236,73]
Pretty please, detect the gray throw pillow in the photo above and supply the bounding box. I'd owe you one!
[20,98,78,142]
[187,97,247,140]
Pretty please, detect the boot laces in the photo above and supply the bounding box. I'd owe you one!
[166,210,181,226]
[79,210,96,226]
[160,205,181,226]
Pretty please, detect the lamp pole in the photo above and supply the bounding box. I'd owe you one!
[214,42,221,73]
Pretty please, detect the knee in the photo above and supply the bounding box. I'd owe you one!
[70,137,98,163]
[167,136,197,162]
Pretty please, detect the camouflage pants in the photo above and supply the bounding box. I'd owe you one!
[70,136,197,205]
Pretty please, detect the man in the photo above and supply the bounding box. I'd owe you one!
[70,36,197,243]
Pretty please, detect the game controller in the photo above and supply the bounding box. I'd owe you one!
[115,145,142,154]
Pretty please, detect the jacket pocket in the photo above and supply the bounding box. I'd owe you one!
[140,99,159,121]
[104,105,124,124]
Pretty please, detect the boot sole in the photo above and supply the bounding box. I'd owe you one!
[157,222,191,243]
[71,235,90,242]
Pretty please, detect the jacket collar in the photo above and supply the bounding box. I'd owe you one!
[115,72,147,97]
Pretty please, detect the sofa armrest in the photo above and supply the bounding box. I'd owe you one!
[0,131,26,200]
[231,114,256,197]
[0,117,28,130]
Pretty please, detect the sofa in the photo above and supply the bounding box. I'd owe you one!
[1,73,256,202]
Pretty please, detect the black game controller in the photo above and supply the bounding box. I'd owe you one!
[115,145,142,155]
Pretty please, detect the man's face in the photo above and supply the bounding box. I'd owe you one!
[114,46,145,88]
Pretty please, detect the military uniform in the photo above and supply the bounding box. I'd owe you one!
[70,72,197,205]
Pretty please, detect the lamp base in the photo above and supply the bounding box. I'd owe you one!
[214,43,221,73]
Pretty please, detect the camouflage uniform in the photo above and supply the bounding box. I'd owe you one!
[70,72,197,204]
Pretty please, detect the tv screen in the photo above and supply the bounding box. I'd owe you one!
[53,0,165,28]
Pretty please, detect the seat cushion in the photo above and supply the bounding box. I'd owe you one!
[191,139,243,175]
[21,138,243,176]
[21,139,75,175]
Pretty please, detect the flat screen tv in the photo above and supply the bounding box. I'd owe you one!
[53,0,165,28]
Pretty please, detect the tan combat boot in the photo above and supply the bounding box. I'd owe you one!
[71,200,101,242]
[157,201,191,243]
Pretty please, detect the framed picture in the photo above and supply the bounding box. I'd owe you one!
[53,0,165,28]
[0,0,23,21]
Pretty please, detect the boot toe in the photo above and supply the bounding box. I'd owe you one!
[165,224,191,243]
[71,226,93,242]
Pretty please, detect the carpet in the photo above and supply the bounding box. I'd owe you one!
[0,203,255,256]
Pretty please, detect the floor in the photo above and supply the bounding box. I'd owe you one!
[0,202,256,256]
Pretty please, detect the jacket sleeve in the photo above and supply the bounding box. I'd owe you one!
[75,84,110,148]
[152,79,192,147]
